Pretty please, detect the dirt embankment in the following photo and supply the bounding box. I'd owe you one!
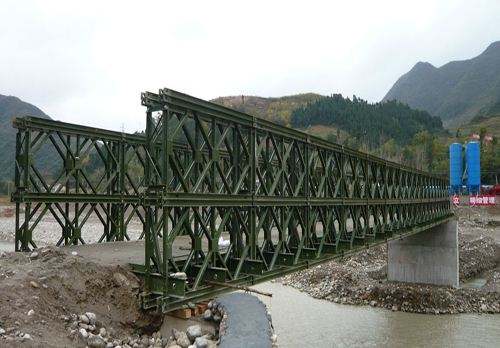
[0,246,163,347]
[281,206,500,314]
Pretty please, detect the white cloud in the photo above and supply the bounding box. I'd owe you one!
[1,0,500,132]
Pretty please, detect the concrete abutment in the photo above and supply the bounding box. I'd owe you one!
[388,220,459,288]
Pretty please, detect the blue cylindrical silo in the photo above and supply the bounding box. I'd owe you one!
[466,141,481,194]
[449,143,463,194]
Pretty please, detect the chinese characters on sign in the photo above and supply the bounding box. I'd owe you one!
[469,195,496,206]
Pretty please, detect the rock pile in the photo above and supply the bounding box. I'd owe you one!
[65,311,168,348]
[0,325,33,344]
[459,235,497,280]
[0,245,165,346]
[169,324,216,348]
[281,230,500,315]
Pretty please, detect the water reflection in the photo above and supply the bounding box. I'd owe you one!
[253,282,499,348]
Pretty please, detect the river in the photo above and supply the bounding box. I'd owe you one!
[253,282,500,348]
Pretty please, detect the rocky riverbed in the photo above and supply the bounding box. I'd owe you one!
[0,246,162,347]
[281,207,500,315]
[0,246,225,347]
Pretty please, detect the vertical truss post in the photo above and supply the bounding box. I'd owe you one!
[14,131,22,251]
[64,134,71,245]
[210,117,218,265]
[249,118,257,260]
[194,123,202,262]
[305,137,311,250]
[230,127,240,257]
[105,141,112,242]
[144,109,154,291]
[115,136,126,241]
[161,108,172,296]
[21,129,31,251]
[74,135,81,244]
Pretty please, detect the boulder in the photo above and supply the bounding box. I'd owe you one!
[186,325,202,341]
[85,312,97,325]
[79,314,90,324]
[172,329,190,348]
[113,273,130,287]
[202,309,212,320]
[194,336,208,348]
[79,328,88,339]
[29,251,39,260]
[87,334,107,348]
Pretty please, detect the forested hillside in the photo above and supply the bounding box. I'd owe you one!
[291,95,444,146]
[0,95,55,193]
[289,94,448,171]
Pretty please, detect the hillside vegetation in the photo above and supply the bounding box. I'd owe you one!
[459,115,500,177]
[383,41,500,127]
[0,95,54,193]
[291,95,448,172]
[212,93,322,126]
[291,95,444,146]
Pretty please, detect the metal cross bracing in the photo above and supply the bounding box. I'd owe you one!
[11,88,453,313]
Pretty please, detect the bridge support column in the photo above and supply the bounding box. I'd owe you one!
[388,220,458,288]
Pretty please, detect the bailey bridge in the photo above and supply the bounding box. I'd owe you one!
[11,88,456,312]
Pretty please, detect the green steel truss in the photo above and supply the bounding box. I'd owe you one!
[12,88,452,312]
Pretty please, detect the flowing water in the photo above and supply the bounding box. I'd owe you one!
[253,282,500,348]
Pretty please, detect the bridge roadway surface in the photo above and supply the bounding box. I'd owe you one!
[61,236,209,266]
[57,219,385,266]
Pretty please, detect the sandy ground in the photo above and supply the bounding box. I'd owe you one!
[0,206,143,246]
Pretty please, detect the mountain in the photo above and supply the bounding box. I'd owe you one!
[0,95,52,189]
[211,93,322,126]
[383,41,500,127]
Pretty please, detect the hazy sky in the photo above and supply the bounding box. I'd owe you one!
[1,0,500,132]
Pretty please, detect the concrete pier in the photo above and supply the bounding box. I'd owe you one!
[388,220,459,287]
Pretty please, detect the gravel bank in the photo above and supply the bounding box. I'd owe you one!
[0,206,143,245]
[281,208,500,315]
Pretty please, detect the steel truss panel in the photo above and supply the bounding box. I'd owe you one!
[138,88,451,312]
[12,88,451,312]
